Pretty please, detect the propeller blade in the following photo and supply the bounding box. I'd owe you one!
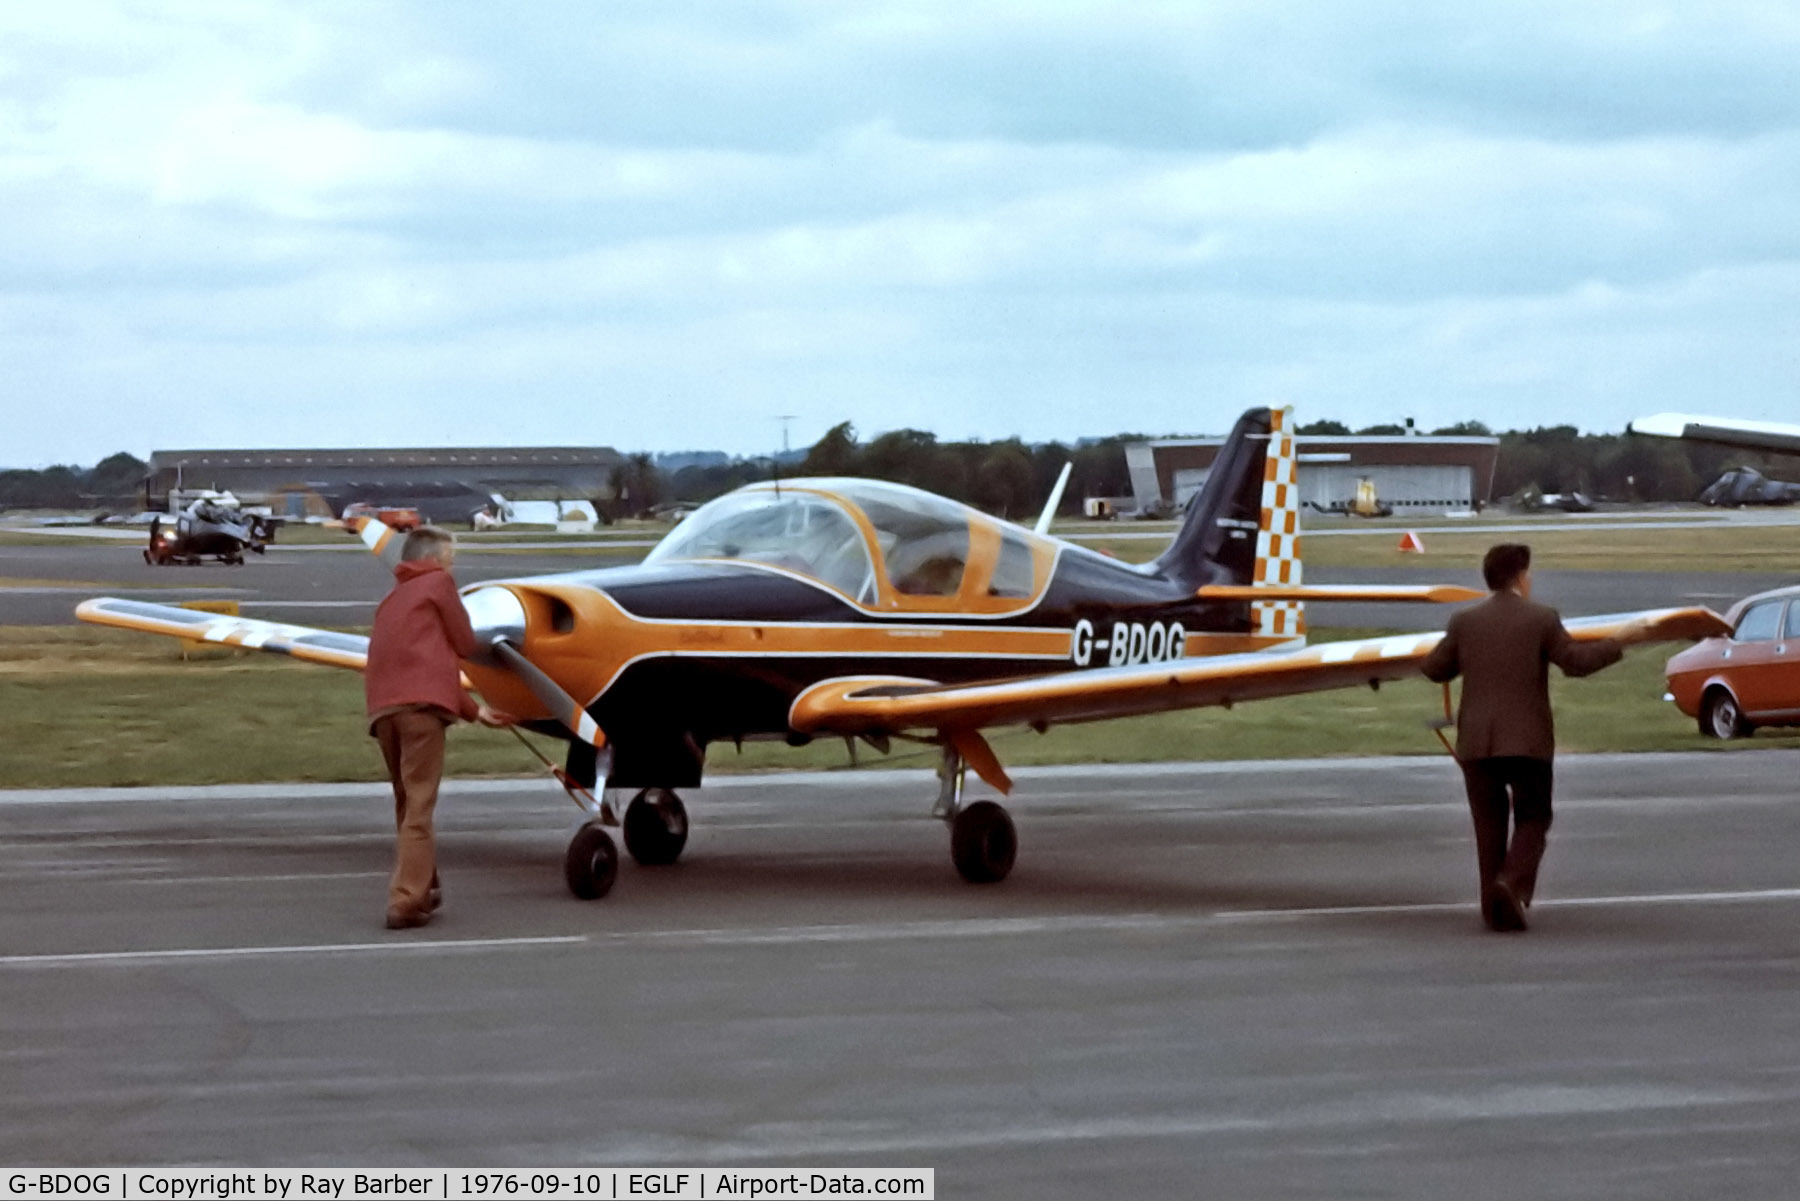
[347,515,406,570]
[490,638,606,749]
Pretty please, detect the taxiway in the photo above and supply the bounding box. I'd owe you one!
[3,755,1798,1195]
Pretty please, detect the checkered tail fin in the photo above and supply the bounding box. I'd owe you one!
[1251,406,1305,640]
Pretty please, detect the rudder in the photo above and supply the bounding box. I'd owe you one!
[1250,406,1305,641]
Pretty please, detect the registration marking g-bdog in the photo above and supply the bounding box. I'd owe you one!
[1070,618,1187,668]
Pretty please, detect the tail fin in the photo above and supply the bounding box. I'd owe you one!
[1150,406,1305,640]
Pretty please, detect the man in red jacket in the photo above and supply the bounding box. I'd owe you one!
[366,525,509,929]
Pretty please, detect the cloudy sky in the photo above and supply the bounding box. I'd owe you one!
[3,1,1797,466]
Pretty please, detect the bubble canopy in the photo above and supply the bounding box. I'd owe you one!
[645,479,1036,608]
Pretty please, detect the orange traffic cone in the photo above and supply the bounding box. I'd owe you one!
[1398,531,1424,553]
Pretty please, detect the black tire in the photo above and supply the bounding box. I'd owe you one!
[951,800,1017,884]
[1701,688,1751,740]
[622,788,689,866]
[564,822,619,899]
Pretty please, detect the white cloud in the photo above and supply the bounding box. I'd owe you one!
[3,0,1799,466]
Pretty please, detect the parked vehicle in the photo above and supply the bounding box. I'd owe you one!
[1665,584,1800,738]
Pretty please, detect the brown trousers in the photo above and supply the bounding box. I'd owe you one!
[1459,756,1555,906]
[374,707,449,917]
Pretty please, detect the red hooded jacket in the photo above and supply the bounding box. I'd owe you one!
[365,559,479,728]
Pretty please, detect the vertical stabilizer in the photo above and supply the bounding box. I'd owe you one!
[1148,408,1271,589]
[1148,405,1308,643]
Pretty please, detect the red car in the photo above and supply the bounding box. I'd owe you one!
[1665,584,1800,739]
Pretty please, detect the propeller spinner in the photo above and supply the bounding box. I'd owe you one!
[462,585,607,751]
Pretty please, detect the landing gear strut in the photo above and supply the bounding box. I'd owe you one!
[622,788,689,866]
[937,744,1016,884]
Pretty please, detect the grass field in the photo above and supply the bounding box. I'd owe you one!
[0,623,1774,791]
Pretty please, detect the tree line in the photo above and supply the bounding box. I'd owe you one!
[654,419,1789,515]
[2,425,1789,515]
[0,452,148,511]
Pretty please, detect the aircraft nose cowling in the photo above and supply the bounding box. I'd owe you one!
[463,585,528,657]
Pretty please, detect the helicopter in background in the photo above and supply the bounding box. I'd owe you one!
[145,492,278,566]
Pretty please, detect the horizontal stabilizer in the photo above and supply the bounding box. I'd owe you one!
[1198,584,1484,604]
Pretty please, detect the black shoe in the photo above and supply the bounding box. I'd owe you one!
[1483,882,1528,932]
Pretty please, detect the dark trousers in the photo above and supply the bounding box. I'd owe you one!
[1458,756,1554,906]
[374,708,449,917]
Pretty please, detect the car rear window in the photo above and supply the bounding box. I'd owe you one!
[1735,601,1782,642]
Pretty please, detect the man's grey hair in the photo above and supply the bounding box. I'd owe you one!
[401,524,456,561]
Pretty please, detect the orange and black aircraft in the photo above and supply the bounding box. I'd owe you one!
[78,408,1726,899]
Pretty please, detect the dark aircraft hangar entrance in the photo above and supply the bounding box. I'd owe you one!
[1125,433,1500,517]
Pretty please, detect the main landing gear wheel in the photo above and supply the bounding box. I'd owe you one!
[564,821,619,899]
[1701,688,1751,740]
[951,800,1017,884]
[622,787,689,866]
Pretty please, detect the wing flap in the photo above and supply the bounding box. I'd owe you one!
[790,607,1729,736]
[76,597,371,672]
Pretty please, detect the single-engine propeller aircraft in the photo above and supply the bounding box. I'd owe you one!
[145,495,277,566]
[81,408,1728,899]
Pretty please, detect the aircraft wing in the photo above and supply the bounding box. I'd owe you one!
[789,607,1730,737]
[79,516,405,667]
[76,597,371,671]
[1629,412,1800,455]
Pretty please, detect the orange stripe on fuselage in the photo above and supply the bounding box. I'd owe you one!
[454,579,1301,723]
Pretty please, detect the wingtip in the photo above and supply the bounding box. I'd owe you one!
[1627,412,1694,438]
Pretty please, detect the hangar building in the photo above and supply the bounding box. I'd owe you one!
[1126,431,1500,517]
[144,446,622,519]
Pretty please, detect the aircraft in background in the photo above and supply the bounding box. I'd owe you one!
[1305,477,1394,518]
[82,408,1726,900]
[144,494,277,566]
[1629,412,1800,456]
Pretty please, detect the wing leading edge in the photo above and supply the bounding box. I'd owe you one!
[1629,413,1800,456]
[789,607,1730,737]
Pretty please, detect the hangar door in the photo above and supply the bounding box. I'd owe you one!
[1300,464,1474,513]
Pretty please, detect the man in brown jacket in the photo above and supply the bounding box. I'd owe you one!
[366,525,510,929]
[1421,543,1651,932]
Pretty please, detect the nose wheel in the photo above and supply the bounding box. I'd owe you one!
[622,788,689,866]
[564,821,619,899]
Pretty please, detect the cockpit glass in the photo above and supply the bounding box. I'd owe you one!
[990,528,1036,598]
[646,491,876,602]
[846,487,972,597]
